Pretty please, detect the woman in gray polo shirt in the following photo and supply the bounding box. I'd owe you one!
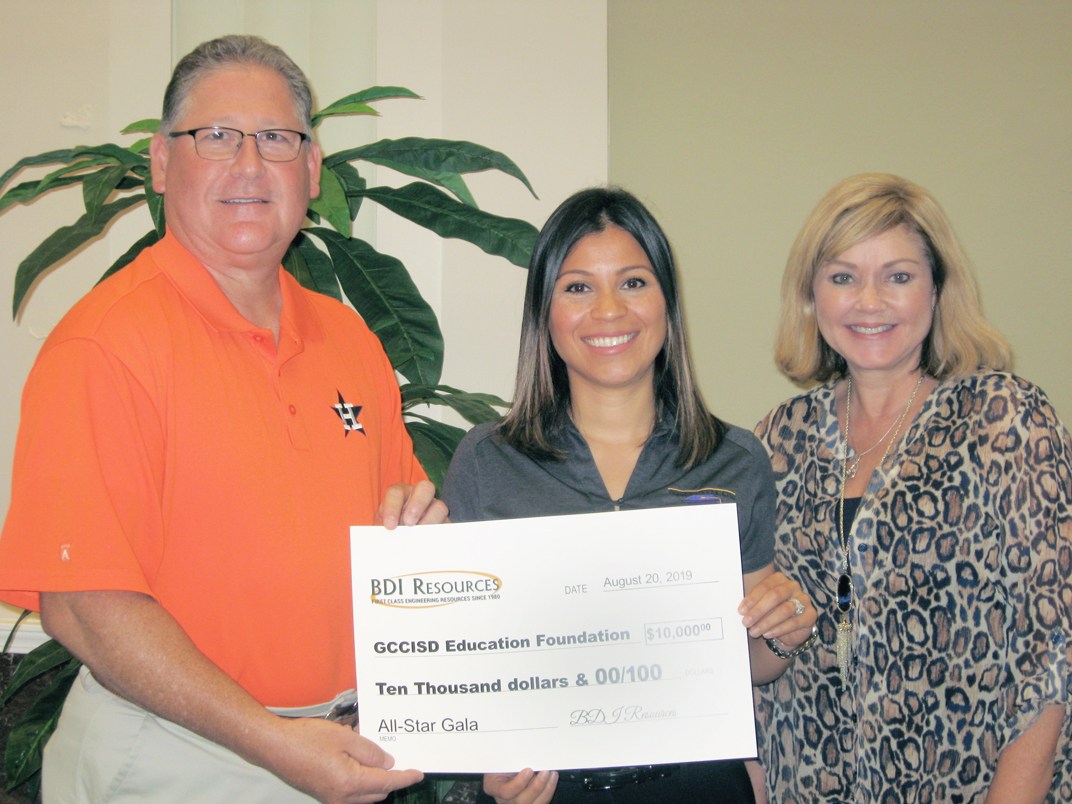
[443,187,816,804]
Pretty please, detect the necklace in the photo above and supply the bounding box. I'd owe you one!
[835,371,925,682]
[844,415,900,478]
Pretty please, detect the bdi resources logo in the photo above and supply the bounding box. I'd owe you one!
[370,570,503,609]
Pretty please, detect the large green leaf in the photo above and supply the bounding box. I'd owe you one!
[121,119,160,135]
[420,383,510,409]
[308,166,351,236]
[145,175,165,237]
[311,86,420,128]
[282,240,315,292]
[0,149,80,194]
[0,158,115,214]
[72,143,149,168]
[305,228,443,385]
[0,174,83,215]
[98,228,161,284]
[405,418,468,492]
[430,394,504,425]
[4,658,80,790]
[401,384,446,406]
[293,233,341,301]
[13,194,145,317]
[401,383,509,425]
[324,140,483,208]
[313,101,377,126]
[340,155,478,208]
[329,161,366,221]
[119,118,159,159]
[82,164,131,219]
[283,233,345,302]
[1,640,74,706]
[328,137,536,198]
[359,183,537,268]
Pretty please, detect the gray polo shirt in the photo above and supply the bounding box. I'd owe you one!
[442,418,775,574]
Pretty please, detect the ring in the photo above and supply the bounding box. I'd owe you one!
[788,597,805,617]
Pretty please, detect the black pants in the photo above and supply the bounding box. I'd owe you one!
[472,761,756,804]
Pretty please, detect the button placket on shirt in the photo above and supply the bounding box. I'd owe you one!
[249,330,310,449]
[275,335,310,450]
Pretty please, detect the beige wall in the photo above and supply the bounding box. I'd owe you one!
[375,0,609,413]
[609,0,1072,430]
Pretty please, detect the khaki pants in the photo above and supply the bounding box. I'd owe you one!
[43,666,318,804]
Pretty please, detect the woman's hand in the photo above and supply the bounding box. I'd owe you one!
[483,769,559,804]
[739,570,816,647]
[740,566,817,684]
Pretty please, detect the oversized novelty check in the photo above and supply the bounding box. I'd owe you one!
[350,505,756,772]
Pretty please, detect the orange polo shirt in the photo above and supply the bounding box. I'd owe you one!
[0,231,425,706]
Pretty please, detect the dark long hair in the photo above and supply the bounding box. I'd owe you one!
[497,187,724,467]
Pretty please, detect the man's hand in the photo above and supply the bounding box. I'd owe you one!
[261,717,422,804]
[40,590,423,803]
[376,480,449,529]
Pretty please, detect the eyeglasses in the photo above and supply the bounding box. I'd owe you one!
[168,127,309,162]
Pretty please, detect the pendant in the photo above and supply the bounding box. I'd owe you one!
[836,615,852,683]
[846,456,860,478]
[836,574,853,683]
[837,573,853,612]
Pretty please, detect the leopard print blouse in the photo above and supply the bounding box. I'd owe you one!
[754,372,1072,804]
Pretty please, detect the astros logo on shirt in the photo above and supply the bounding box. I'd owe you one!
[333,391,365,436]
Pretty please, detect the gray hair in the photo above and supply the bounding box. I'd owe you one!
[160,35,314,136]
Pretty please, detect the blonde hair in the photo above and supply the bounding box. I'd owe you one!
[775,173,1012,384]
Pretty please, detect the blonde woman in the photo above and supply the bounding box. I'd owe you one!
[755,173,1072,803]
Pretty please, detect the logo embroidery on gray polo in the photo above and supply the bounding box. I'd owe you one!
[667,486,735,505]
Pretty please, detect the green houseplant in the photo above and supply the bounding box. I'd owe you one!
[0,86,537,800]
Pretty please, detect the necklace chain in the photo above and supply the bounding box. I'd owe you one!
[844,411,899,478]
[835,371,925,682]
[838,371,925,563]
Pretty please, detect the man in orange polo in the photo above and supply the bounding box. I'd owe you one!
[0,36,443,802]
